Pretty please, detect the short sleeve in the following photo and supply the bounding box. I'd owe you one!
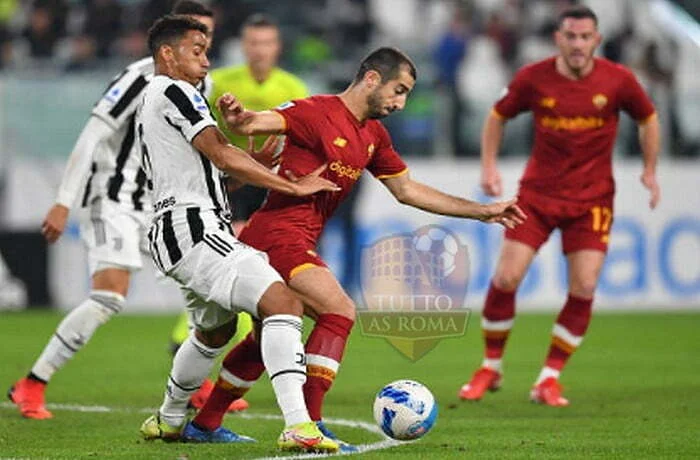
[162,81,217,142]
[274,98,319,149]
[619,68,656,122]
[493,67,532,119]
[92,69,149,129]
[367,123,408,179]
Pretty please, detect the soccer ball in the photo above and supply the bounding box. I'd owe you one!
[412,226,460,278]
[373,380,438,440]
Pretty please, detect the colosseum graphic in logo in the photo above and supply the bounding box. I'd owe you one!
[358,225,472,361]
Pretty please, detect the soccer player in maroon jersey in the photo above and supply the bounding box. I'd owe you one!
[187,46,526,451]
[458,5,661,406]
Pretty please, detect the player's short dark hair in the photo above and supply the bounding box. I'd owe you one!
[242,13,279,31]
[353,47,417,85]
[171,0,213,17]
[148,14,209,56]
[557,5,598,28]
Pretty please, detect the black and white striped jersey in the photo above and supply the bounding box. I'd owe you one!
[138,75,230,222]
[138,75,232,272]
[63,57,214,213]
[82,57,154,211]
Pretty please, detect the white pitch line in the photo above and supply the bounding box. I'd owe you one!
[0,402,404,457]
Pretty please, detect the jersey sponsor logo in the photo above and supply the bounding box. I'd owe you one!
[593,93,608,110]
[276,101,295,110]
[329,160,362,181]
[153,196,176,212]
[368,143,375,157]
[333,137,348,148]
[540,97,556,108]
[541,115,605,131]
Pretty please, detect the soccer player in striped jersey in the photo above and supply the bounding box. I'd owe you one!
[7,1,216,420]
[167,14,309,407]
[136,15,340,450]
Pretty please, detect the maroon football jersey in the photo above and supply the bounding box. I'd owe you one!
[241,95,407,245]
[494,57,655,201]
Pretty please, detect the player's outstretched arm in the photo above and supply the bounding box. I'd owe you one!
[42,116,114,243]
[381,173,526,228]
[226,135,283,192]
[480,110,506,197]
[193,126,339,197]
[638,114,661,209]
[216,93,285,136]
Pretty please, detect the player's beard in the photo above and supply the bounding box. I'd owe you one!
[366,89,388,120]
[566,49,593,73]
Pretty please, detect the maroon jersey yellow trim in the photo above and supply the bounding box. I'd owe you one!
[638,112,657,125]
[376,168,409,180]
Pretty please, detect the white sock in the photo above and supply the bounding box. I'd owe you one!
[482,358,503,373]
[31,291,124,382]
[159,334,224,428]
[535,366,561,385]
[261,314,310,427]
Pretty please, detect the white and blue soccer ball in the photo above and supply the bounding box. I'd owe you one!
[373,380,438,440]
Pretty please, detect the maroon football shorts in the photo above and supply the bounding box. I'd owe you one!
[505,189,614,254]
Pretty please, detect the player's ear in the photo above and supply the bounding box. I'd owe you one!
[365,70,382,88]
[160,44,175,64]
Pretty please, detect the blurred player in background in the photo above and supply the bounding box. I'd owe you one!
[7,1,215,420]
[168,14,308,409]
[191,46,526,452]
[136,15,338,449]
[211,13,308,235]
[458,5,660,406]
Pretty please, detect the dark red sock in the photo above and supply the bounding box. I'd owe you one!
[193,332,264,431]
[303,313,354,421]
[482,283,516,359]
[545,294,593,370]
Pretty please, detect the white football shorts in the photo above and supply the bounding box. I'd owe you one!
[168,226,283,331]
[79,197,150,275]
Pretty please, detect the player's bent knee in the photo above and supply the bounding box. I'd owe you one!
[491,271,523,292]
[334,298,356,321]
[91,268,130,297]
[569,281,597,300]
[257,281,304,319]
[195,319,237,349]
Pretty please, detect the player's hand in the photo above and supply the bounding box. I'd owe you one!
[284,165,341,196]
[42,204,69,243]
[247,135,282,169]
[641,169,660,209]
[479,198,527,229]
[217,93,254,128]
[481,165,503,197]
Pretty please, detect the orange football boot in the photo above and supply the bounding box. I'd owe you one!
[458,367,502,401]
[530,377,570,407]
[7,377,53,419]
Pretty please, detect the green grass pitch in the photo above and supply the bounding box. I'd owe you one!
[1,310,699,459]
